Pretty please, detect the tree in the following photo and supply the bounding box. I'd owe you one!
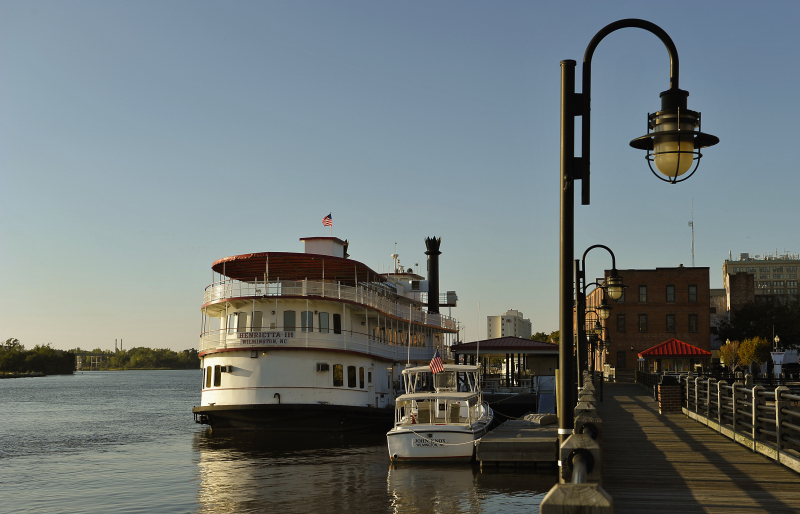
[716,300,800,349]
[531,330,559,344]
[738,337,771,373]
[718,340,740,372]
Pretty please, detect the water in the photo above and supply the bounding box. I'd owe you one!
[1,371,555,513]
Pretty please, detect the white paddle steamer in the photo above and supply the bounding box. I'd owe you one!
[192,236,458,431]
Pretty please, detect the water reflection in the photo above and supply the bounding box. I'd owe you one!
[193,429,556,513]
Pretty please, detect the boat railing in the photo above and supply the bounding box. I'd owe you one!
[203,278,457,330]
[198,328,436,361]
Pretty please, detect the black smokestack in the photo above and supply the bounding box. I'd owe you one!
[425,237,441,314]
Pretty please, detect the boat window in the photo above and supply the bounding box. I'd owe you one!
[301,311,313,332]
[283,310,296,332]
[348,366,356,388]
[227,312,240,334]
[333,313,342,334]
[213,365,221,387]
[368,371,372,384]
[434,371,456,391]
[359,367,365,388]
[251,311,262,332]
[319,312,329,333]
[205,366,211,388]
[333,364,343,387]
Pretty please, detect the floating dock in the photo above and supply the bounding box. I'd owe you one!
[476,413,558,466]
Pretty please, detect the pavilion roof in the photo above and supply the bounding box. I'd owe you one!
[450,337,559,355]
[638,338,712,358]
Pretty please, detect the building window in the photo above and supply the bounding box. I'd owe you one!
[760,274,770,280]
[333,313,342,334]
[666,314,676,332]
[301,311,313,332]
[688,285,697,302]
[616,314,626,333]
[283,310,296,332]
[639,286,647,303]
[774,266,784,273]
[347,365,357,388]
[760,266,770,272]
[638,314,648,333]
[666,285,675,302]
[688,314,698,333]
[333,364,343,387]
[746,267,756,273]
[774,273,784,279]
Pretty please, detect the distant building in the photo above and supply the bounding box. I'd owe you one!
[723,251,800,309]
[487,310,532,339]
[587,266,711,371]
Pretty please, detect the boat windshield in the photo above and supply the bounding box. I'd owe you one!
[404,369,478,394]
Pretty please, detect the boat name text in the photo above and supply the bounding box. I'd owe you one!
[237,331,295,345]
[412,438,446,447]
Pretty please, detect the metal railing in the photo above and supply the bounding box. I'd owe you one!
[203,278,458,330]
[677,373,800,472]
[198,328,448,362]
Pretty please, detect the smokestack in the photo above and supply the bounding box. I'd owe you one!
[425,237,441,314]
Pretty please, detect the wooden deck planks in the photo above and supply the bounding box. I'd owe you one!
[598,382,800,514]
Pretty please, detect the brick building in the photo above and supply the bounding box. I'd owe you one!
[586,265,711,371]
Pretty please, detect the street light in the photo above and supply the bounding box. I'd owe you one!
[558,19,719,450]
[574,244,626,385]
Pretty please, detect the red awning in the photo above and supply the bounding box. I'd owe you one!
[638,338,712,358]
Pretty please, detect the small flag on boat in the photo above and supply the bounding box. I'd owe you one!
[322,213,333,227]
[429,349,444,374]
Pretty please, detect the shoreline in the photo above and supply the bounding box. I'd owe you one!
[1,368,198,379]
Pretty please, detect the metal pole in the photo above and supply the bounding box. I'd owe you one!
[558,59,576,445]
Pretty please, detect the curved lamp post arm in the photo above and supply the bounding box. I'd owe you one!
[580,19,681,205]
[581,244,618,272]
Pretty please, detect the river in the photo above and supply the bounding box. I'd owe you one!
[0,370,555,513]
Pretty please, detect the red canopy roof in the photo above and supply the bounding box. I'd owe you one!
[212,252,384,285]
[638,338,712,358]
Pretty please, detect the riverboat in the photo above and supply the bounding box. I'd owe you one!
[192,236,459,431]
[387,363,493,461]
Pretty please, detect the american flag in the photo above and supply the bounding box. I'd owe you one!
[429,349,444,374]
[322,213,333,227]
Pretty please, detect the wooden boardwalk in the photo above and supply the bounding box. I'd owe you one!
[598,382,800,514]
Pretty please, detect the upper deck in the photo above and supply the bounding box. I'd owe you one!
[203,278,458,331]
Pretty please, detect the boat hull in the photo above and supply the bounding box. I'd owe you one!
[193,403,394,432]
[386,425,489,462]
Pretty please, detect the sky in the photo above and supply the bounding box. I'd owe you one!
[2,1,798,351]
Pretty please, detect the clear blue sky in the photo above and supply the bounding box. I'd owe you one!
[2,1,798,351]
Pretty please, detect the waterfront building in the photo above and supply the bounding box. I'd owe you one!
[486,309,532,339]
[723,251,800,310]
[587,266,711,371]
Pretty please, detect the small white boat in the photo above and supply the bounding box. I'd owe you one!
[387,364,493,462]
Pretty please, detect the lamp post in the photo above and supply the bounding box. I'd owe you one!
[575,244,624,383]
[557,19,718,449]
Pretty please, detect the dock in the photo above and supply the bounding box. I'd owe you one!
[476,413,558,466]
[599,382,800,513]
